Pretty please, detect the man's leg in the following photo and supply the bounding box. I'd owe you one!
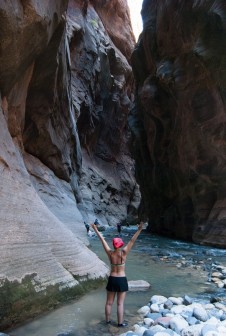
[105,291,115,322]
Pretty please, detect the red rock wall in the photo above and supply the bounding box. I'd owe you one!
[90,0,136,60]
[66,0,139,225]
[0,0,138,328]
[130,0,226,247]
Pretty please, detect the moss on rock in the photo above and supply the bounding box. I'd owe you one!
[0,274,105,331]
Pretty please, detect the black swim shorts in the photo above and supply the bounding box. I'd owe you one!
[106,276,128,292]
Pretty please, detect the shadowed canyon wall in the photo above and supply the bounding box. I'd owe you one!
[130,0,226,248]
[0,0,138,328]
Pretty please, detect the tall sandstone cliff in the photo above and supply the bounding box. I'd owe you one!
[131,0,226,248]
[0,0,138,328]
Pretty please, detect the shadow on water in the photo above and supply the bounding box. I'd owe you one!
[7,227,226,336]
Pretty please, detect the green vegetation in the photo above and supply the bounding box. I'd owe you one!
[89,19,98,28]
[0,274,105,332]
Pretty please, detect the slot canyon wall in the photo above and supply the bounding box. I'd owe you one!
[0,0,139,328]
[130,0,226,248]
[2,0,226,329]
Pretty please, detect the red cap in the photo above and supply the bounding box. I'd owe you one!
[113,237,124,249]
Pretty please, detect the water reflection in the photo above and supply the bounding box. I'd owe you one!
[8,228,226,336]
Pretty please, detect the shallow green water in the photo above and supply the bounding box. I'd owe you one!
[8,228,226,336]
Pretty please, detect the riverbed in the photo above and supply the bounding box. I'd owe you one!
[7,227,226,336]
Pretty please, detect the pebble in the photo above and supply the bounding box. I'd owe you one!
[119,294,226,336]
[210,265,226,288]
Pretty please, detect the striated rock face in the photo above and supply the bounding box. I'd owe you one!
[130,0,226,247]
[0,0,138,328]
[67,0,139,225]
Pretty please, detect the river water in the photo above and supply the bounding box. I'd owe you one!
[7,227,226,336]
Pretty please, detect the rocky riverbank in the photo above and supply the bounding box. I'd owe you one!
[116,260,226,336]
[119,294,226,336]
[98,229,226,336]
[6,230,226,336]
